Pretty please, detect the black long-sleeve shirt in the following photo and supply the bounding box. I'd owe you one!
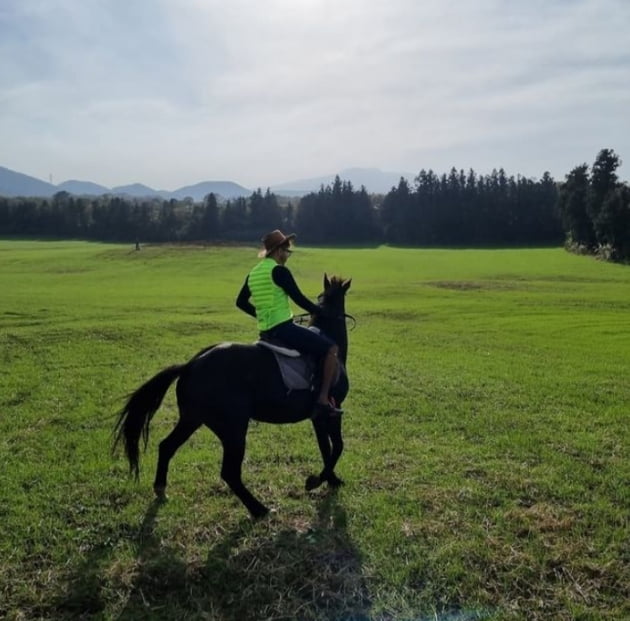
[236,264,319,319]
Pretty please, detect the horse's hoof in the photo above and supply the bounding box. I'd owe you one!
[252,506,271,520]
[327,474,345,488]
[154,486,167,501]
[305,475,322,491]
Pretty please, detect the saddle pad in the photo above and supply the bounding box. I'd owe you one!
[271,350,313,391]
[255,341,346,393]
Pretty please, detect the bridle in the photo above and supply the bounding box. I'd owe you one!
[294,302,357,331]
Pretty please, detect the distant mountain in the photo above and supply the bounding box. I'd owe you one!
[0,165,252,200]
[169,181,252,201]
[57,179,110,195]
[270,167,413,196]
[0,166,57,197]
[111,183,170,198]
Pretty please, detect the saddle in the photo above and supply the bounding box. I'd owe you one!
[256,338,315,391]
[255,328,346,395]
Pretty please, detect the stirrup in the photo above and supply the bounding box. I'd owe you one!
[328,396,343,416]
[311,401,344,420]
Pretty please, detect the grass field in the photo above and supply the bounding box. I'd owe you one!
[0,240,628,621]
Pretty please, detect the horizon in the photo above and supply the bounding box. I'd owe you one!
[4,159,628,196]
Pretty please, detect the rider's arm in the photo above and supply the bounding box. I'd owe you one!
[272,265,319,315]
[236,276,257,318]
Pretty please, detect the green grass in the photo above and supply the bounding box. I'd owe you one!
[1,239,628,620]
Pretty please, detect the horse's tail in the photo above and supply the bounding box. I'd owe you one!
[113,364,184,479]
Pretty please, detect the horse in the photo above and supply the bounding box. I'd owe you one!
[113,275,352,518]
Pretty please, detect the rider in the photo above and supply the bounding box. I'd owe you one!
[236,229,342,417]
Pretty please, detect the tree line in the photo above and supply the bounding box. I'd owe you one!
[1,149,628,260]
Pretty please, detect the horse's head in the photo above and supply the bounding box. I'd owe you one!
[313,274,352,363]
[317,274,351,315]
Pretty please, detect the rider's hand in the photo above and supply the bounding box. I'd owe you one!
[314,306,333,319]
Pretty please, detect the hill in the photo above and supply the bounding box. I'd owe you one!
[0,166,251,200]
[0,166,57,197]
[169,180,253,201]
[56,180,111,195]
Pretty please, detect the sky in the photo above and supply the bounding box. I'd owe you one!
[1,0,629,190]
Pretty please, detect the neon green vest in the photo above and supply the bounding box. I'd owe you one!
[248,258,293,331]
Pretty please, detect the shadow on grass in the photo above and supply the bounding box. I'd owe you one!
[56,491,371,620]
[51,499,184,618]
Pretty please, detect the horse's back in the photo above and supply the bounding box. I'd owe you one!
[178,341,313,424]
[182,342,286,397]
[187,341,272,387]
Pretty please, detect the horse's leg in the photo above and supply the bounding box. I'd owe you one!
[306,418,335,491]
[306,417,344,491]
[153,419,201,499]
[323,416,344,487]
[219,425,269,519]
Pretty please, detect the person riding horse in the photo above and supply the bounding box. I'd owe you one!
[236,229,343,418]
[114,272,351,517]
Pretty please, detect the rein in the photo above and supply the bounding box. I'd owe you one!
[293,311,357,331]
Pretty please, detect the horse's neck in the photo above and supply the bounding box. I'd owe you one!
[337,334,348,366]
[312,317,348,365]
[329,324,348,366]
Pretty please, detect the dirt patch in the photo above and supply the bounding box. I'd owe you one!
[431,281,485,291]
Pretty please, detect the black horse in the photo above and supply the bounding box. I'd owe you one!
[113,275,351,518]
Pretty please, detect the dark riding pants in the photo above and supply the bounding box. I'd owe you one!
[262,320,334,358]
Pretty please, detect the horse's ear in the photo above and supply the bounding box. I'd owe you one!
[342,278,352,292]
[324,273,331,289]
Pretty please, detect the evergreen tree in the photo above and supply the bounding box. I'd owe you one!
[557,164,594,248]
[201,193,220,239]
[381,177,413,244]
[222,197,248,238]
[596,185,630,259]
[589,148,621,245]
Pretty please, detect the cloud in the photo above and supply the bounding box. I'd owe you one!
[1,0,629,187]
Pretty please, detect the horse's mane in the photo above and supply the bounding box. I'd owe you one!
[322,275,349,294]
